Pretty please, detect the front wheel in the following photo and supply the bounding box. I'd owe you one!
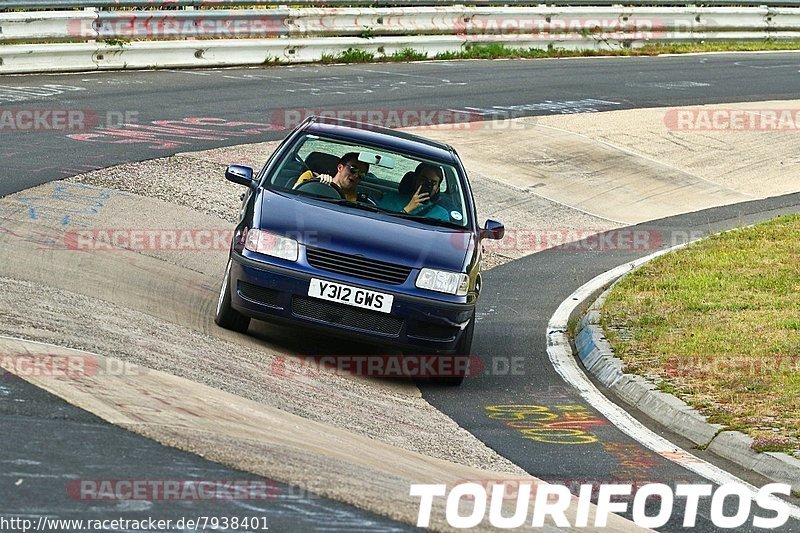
[215,260,250,334]
[455,310,475,355]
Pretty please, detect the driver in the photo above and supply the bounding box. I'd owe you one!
[293,152,368,202]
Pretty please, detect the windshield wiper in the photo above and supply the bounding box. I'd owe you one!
[387,212,464,229]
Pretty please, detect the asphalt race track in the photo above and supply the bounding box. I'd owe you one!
[0,373,411,532]
[2,53,800,531]
[2,53,800,196]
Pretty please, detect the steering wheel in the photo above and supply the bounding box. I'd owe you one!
[294,178,345,199]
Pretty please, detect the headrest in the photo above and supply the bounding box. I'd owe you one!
[304,151,340,176]
[398,171,417,195]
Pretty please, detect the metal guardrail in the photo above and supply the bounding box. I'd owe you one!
[3,0,800,9]
[0,5,799,73]
[3,6,799,42]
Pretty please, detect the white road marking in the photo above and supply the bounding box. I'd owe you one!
[546,242,800,520]
[732,61,800,70]
[626,81,711,89]
[165,69,211,76]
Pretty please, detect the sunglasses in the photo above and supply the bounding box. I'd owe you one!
[347,165,366,178]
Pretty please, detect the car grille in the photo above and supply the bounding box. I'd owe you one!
[238,281,282,308]
[292,297,403,337]
[305,247,411,285]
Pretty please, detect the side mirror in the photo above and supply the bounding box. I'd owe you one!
[225,165,254,187]
[480,219,504,240]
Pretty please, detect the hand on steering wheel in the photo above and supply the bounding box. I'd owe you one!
[294,176,345,199]
[316,173,334,185]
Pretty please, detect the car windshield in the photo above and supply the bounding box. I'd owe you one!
[265,133,470,228]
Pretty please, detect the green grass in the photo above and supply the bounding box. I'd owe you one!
[435,42,551,60]
[321,47,428,64]
[601,215,800,454]
[305,41,800,66]
[389,48,429,62]
[321,48,376,64]
[439,41,800,59]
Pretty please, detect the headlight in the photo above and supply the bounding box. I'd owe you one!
[244,229,298,261]
[415,268,469,296]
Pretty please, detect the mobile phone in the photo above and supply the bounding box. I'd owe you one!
[420,178,434,197]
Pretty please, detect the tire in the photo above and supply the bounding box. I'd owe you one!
[455,310,475,355]
[431,310,474,387]
[215,260,250,334]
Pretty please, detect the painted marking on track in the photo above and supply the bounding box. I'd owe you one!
[659,450,706,465]
[164,69,212,76]
[453,98,622,118]
[601,441,666,484]
[0,222,65,250]
[67,117,281,150]
[626,81,710,90]
[0,84,85,104]
[13,183,111,227]
[0,334,405,532]
[279,73,465,96]
[485,404,605,445]
[732,61,800,70]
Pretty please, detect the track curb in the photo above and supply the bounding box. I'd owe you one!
[572,250,800,494]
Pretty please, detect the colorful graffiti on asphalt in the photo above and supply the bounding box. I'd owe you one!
[485,404,607,445]
[12,182,112,227]
[601,441,663,483]
[67,117,281,150]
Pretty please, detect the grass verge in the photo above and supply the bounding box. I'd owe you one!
[601,215,800,455]
[315,41,800,64]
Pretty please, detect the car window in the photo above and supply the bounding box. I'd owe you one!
[267,133,468,227]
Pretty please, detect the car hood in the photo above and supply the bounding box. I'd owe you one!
[258,191,471,272]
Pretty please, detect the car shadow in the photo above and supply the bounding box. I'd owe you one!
[246,319,425,387]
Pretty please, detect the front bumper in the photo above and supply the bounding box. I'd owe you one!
[228,251,474,353]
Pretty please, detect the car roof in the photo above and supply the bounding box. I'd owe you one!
[302,116,458,163]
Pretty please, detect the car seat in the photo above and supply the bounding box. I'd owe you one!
[305,151,340,176]
[398,171,417,195]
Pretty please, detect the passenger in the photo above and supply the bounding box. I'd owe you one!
[381,162,451,222]
[294,152,368,202]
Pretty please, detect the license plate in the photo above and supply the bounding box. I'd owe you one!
[308,278,393,314]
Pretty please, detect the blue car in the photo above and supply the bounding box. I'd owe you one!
[215,116,503,384]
